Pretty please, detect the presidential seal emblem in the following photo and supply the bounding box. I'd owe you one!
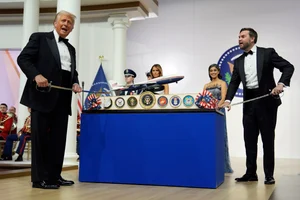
[157,96,168,108]
[139,91,156,109]
[218,45,244,97]
[183,95,194,107]
[103,97,112,109]
[127,96,138,108]
[115,97,125,108]
[170,95,181,108]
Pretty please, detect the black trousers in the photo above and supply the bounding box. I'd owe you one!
[243,89,278,177]
[31,70,72,183]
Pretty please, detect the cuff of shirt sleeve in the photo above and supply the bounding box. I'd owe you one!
[278,82,286,87]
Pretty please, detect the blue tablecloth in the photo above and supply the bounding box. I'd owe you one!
[79,109,224,188]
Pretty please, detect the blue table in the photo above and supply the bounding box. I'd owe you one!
[79,109,225,188]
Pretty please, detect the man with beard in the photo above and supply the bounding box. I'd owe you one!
[17,10,82,189]
[221,28,294,184]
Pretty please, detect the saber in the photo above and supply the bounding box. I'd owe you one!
[36,83,110,94]
[230,93,271,107]
[51,84,110,94]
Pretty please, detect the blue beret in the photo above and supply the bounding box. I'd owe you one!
[124,69,136,78]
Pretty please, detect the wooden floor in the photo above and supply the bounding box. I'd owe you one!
[269,175,300,200]
[0,158,299,200]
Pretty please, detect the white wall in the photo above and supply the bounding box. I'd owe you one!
[0,0,299,159]
[0,25,23,49]
[1,22,115,94]
[126,0,300,158]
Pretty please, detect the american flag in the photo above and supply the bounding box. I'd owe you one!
[86,93,102,110]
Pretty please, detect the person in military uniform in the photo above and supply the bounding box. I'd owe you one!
[120,69,141,95]
[0,103,14,141]
[0,107,31,161]
[8,106,18,134]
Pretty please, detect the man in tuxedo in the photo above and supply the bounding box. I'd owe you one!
[222,28,294,184]
[17,10,82,189]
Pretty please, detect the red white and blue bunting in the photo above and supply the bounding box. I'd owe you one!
[195,90,218,109]
[87,93,102,110]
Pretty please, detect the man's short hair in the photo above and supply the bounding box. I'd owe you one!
[240,27,258,44]
[0,103,8,108]
[54,10,76,24]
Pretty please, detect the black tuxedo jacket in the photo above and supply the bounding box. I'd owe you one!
[17,31,79,115]
[225,47,294,107]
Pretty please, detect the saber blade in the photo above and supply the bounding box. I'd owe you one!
[50,84,109,94]
[230,93,271,107]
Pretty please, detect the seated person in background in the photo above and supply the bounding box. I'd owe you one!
[148,64,169,94]
[0,103,14,141]
[120,69,141,95]
[8,106,18,134]
[0,107,31,161]
[203,64,233,173]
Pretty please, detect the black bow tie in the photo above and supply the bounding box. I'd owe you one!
[59,36,68,43]
[244,50,253,57]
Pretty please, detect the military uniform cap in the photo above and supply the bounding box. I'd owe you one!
[124,69,136,78]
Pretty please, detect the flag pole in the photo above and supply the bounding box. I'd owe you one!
[98,55,106,104]
[81,81,85,110]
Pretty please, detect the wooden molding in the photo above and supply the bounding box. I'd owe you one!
[0,1,148,16]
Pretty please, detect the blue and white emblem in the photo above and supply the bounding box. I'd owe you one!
[183,95,194,107]
[218,45,244,97]
[115,97,125,108]
[170,95,181,108]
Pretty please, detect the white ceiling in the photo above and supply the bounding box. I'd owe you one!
[0,0,153,9]
[0,0,158,23]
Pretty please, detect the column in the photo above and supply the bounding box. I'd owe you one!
[108,14,131,85]
[57,0,81,165]
[18,0,40,137]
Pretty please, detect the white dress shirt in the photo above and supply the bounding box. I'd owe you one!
[244,45,259,89]
[53,30,71,72]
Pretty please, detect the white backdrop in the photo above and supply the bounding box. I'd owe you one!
[0,0,299,158]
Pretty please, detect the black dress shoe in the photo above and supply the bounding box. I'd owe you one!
[32,181,60,189]
[15,155,23,162]
[264,177,275,184]
[235,174,258,182]
[57,177,75,186]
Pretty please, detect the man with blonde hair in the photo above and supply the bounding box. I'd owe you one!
[17,10,82,189]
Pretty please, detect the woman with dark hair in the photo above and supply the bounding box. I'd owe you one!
[203,63,233,173]
[149,64,169,94]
